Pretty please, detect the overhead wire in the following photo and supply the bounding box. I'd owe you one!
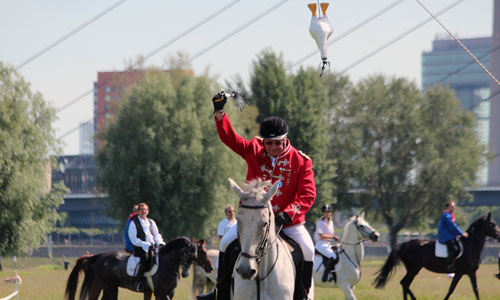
[339,0,464,75]
[188,0,288,62]
[415,0,500,87]
[16,0,128,70]
[437,44,500,84]
[57,0,288,139]
[289,0,407,70]
[57,0,242,113]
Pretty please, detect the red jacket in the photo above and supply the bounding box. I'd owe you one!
[216,114,316,226]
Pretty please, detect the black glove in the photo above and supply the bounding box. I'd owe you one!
[212,91,227,113]
[275,212,292,228]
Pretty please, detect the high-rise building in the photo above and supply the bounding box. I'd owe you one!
[79,121,94,154]
[94,70,148,150]
[422,37,491,185]
[488,0,500,186]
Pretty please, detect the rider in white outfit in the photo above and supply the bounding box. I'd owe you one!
[314,204,339,282]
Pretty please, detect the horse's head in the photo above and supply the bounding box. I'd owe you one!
[468,212,500,242]
[347,212,379,242]
[194,239,214,273]
[229,178,279,280]
[160,237,197,278]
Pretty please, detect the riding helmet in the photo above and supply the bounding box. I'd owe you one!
[322,204,333,212]
[260,116,288,140]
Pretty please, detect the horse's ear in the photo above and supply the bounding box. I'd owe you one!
[229,178,246,199]
[198,239,206,247]
[360,212,365,219]
[487,212,492,220]
[263,180,280,203]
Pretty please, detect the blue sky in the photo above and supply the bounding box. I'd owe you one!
[0,0,493,154]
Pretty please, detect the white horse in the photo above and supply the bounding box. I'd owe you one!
[229,178,298,300]
[313,212,379,300]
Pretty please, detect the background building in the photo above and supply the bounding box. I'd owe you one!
[422,36,491,185]
[52,155,118,229]
[93,70,148,150]
[79,121,94,154]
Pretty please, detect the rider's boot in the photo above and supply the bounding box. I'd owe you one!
[495,257,500,279]
[301,261,314,300]
[134,262,145,292]
[322,256,338,283]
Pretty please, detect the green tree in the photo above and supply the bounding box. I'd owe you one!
[0,62,66,256]
[248,49,341,220]
[96,66,246,240]
[330,75,484,248]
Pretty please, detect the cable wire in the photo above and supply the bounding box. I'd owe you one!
[16,0,128,70]
[58,0,286,139]
[57,0,241,113]
[189,0,289,62]
[339,0,464,75]
[437,44,500,84]
[290,0,407,70]
[415,0,500,87]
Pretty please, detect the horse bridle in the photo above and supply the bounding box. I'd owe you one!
[338,219,375,269]
[238,204,273,264]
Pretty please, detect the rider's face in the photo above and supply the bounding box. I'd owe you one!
[264,138,286,157]
[139,206,149,219]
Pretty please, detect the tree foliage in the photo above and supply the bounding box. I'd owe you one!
[330,75,484,248]
[0,62,66,255]
[96,66,246,240]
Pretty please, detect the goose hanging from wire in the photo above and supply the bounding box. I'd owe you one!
[308,1,333,76]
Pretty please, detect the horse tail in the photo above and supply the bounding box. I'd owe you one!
[65,255,91,300]
[79,254,99,300]
[373,245,401,289]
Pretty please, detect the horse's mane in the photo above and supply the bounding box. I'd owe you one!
[159,237,192,255]
[241,179,272,198]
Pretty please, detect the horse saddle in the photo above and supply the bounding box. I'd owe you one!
[126,253,159,277]
[314,248,342,273]
[279,231,304,272]
[435,240,463,259]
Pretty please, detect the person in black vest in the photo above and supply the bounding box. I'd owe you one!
[128,202,165,291]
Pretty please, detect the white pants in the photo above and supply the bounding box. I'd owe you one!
[315,240,337,259]
[220,223,314,261]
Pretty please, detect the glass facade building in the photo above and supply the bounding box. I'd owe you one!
[422,37,491,185]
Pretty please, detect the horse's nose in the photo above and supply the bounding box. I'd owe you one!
[371,232,380,242]
[236,266,256,280]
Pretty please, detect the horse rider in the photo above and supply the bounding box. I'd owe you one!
[128,202,166,291]
[197,93,316,300]
[437,201,468,273]
[314,204,339,283]
[124,204,139,253]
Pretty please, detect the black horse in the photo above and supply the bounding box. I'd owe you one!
[373,213,500,300]
[65,237,213,300]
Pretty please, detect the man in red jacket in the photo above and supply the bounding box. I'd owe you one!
[197,93,316,300]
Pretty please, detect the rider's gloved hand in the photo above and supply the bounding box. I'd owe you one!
[212,91,227,114]
[141,241,152,252]
[275,212,292,228]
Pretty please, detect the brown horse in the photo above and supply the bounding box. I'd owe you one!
[373,213,500,300]
[65,237,213,300]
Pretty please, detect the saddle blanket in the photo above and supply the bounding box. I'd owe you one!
[435,241,463,259]
[126,255,159,277]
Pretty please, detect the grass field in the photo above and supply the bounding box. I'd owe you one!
[0,257,499,299]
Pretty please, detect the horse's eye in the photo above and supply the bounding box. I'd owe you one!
[263,222,268,228]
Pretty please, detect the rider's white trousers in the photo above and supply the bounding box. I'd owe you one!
[315,240,337,259]
[220,223,314,261]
